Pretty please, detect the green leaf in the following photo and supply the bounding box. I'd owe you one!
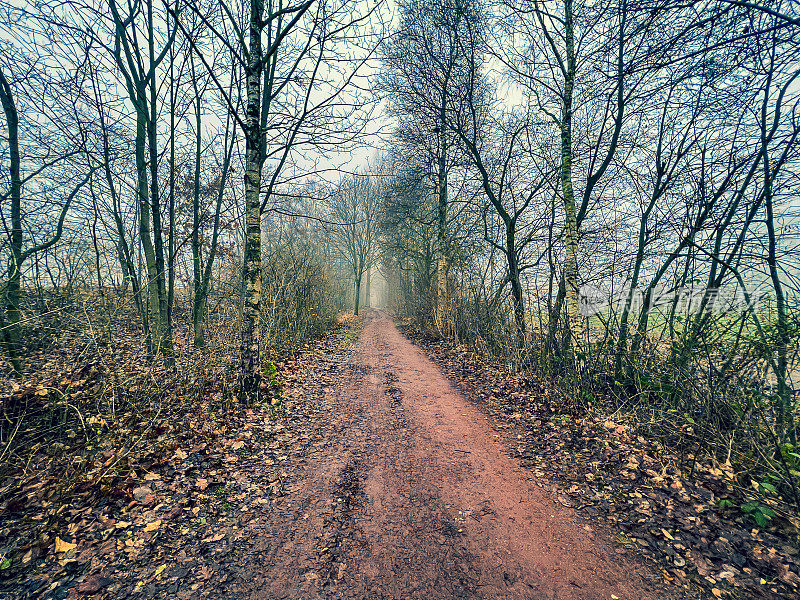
[741,501,758,513]
[0,558,11,570]
[759,481,777,494]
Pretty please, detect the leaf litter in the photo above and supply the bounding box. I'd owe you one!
[0,320,360,599]
[402,325,800,600]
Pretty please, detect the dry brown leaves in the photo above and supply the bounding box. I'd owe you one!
[0,322,355,599]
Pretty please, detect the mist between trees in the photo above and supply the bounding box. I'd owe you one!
[1,0,799,520]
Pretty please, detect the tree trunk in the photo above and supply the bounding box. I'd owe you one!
[147,3,172,364]
[191,58,204,348]
[435,94,448,334]
[167,16,177,360]
[505,224,525,342]
[0,68,22,374]
[354,272,362,316]
[559,0,584,358]
[436,183,447,330]
[239,0,265,406]
[107,0,175,357]
[365,265,371,309]
[134,102,160,358]
[90,184,105,305]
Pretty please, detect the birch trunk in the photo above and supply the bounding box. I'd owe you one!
[559,0,584,356]
[239,0,265,405]
[435,127,448,334]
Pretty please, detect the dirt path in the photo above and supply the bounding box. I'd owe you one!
[218,312,670,600]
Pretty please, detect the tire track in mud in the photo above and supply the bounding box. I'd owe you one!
[332,324,482,600]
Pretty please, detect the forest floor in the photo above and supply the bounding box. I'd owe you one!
[1,311,798,599]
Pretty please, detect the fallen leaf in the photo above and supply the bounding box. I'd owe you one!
[155,564,167,577]
[55,537,76,553]
[132,486,152,502]
[76,575,110,594]
[143,520,161,532]
[196,478,208,491]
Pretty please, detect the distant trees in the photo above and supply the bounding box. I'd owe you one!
[381,0,479,334]
[0,65,23,374]
[380,157,438,321]
[329,175,381,315]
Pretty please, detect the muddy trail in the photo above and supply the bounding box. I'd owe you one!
[209,312,672,600]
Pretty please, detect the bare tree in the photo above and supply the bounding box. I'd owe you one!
[103,0,178,359]
[0,62,94,374]
[329,174,381,315]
